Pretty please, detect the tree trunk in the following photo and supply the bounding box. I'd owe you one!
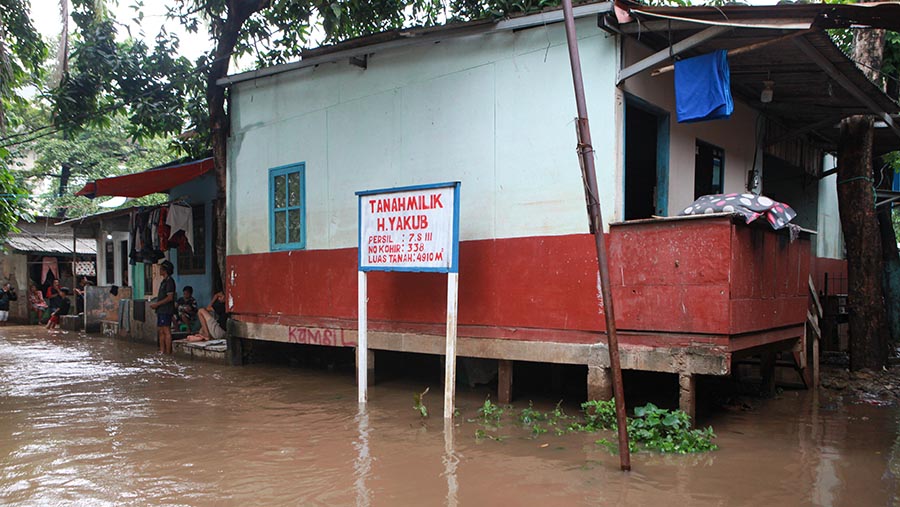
[838,115,890,370]
[206,0,270,293]
[56,163,71,218]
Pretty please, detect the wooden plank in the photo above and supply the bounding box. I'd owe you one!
[808,275,823,318]
[617,26,731,84]
[444,272,459,419]
[358,271,368,404]
[806,309,821,339]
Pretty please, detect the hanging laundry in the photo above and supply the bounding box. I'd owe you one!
[166,203,194,251]
[158,206,171,251]
[674,50,733,123]
[41,257,59,284]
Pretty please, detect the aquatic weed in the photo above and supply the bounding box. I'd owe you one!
[413,387,429,418]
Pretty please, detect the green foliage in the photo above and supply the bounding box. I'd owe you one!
[0,162,30,241]
[572,399,618,431]
[627,403,718,454]
[50,3,200,152]
[466,398,717,453]
[475,397,505,425]
[413,387,430,418]
[0,0,48,130]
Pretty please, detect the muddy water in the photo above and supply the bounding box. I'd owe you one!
[0,326,897,507]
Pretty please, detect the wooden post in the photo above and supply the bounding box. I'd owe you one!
[444,273,459,419]
[678,373,696,426]
[358,271,368,404]
[498,359,513,405]
[760,350,777,397]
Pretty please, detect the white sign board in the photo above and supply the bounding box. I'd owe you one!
[357,182,460,273]
[355,182,461,417]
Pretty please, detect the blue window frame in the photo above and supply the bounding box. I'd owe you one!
[269,163,306,251]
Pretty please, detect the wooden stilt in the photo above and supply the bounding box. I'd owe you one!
[760,351,777,398]
[678,372,696,425]
[498,359,513,405]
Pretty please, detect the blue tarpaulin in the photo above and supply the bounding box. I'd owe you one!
[675,50,734,123]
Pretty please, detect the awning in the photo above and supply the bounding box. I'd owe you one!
[75,157,214,198]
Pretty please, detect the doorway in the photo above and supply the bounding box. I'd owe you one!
[624,96,669,220]
[694,140,725,199]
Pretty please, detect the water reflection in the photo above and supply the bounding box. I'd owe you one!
[354,405,371,507]
[0,327,897,506]
[443,418,459,507]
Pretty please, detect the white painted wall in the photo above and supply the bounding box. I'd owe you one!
[227,18,620,255]
[621,39,761,216]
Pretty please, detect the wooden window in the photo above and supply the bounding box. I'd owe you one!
[269,163,306,251]
[177,205,206,275]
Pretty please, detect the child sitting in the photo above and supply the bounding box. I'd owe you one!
[46,288,71,330]
[175,286,198,332]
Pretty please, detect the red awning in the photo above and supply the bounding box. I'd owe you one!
[75,157,214,198]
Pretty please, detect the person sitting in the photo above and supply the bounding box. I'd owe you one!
[46,288,71,330]
[187,291,227,342]
[46,279,64,315]
[0,283,17,326]
[175,286,198,332]
[74,277,92,314]
[28,285,49,324]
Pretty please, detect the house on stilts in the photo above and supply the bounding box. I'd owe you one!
[218,1,900,417]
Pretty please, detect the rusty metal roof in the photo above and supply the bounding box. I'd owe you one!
[4,234,96,255]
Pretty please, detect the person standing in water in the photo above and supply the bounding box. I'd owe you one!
[149,261,176,354]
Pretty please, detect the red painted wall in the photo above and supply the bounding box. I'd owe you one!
[228,234,607,336]
[228,217,811,342]
[608,216,810,335]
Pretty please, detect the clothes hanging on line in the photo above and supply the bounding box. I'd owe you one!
[674,50,733,123]
[41,257,59,284]
[166,203,194,251]
[128,202,195,265]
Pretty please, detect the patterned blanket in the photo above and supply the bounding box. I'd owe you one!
[680,193,797,230]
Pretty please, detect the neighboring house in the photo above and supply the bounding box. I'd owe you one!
[62,158,218,337]
[222,2,898,414]
[0,217,96,322]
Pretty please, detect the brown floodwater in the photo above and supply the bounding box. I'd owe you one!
[0,325,897,507]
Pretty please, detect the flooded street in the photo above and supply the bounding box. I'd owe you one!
[0,326,897,506]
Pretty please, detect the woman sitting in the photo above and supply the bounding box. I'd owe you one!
[28,286,49,324]
[187,291,227,342]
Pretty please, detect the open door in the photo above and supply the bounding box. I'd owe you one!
[624,96,669,220]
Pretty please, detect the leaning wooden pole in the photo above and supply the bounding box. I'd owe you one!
[560,0,631,471]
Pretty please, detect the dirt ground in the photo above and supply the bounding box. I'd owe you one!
[820,364,900,406]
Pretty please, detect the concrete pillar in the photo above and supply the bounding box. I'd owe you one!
[355,348,375,386]
[678,372,696,425]
[498,360,513,405]
[587,366,613,401]
[760,351,777,398]
[226,336,243,366]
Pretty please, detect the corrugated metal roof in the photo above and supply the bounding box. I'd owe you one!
[4,234,97,255]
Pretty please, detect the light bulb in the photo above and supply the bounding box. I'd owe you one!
[760,80,774,104]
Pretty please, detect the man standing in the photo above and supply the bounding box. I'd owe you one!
[149,261,176,354]
[0,283,18,326]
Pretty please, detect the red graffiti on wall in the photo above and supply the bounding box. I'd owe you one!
[287,327,356,347]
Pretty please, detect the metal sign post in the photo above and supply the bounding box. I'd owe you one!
[356,182,461,416]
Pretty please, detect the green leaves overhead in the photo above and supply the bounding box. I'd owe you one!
[51,2,198,149]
